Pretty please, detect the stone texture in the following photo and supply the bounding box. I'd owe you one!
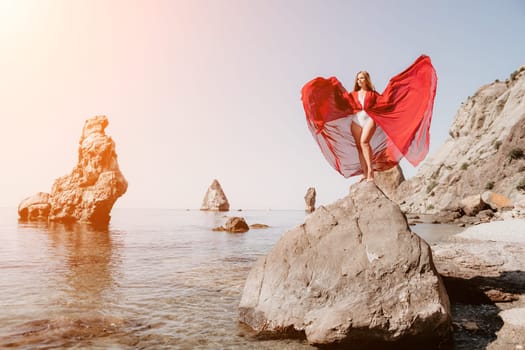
[47,116,128,224]
[393,65,525,216]
[375,165,405,200]
[17,192,51,220]
[201,179,230,211]
[239,182,451,346]
[18,116,127,225]
[224,217,249,233]
[304,187,316,213]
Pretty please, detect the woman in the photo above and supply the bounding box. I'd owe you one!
[351,71,377,182]
[301,55,437,180]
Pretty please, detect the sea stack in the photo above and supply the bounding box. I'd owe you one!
[201,179,230,211]
[304,187,316,213]
[18,115,128,225]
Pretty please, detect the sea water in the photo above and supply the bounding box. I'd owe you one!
[0,208,462,349]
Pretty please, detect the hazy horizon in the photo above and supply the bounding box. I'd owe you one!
[1,0,524,210]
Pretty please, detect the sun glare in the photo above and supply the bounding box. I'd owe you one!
[0,0,33,36]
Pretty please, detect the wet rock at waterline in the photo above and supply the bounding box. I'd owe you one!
[213,217,250,233]
[18,192,51,220]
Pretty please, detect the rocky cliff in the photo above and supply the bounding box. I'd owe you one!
[394,65,525,215]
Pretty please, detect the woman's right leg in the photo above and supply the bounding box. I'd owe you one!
[350,121,367,179]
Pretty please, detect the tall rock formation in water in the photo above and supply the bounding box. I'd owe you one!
[200,179,230,211]
[18,115,128,225]
[392,65,525,214]
[239,182,451,347]
[304,187,316,213]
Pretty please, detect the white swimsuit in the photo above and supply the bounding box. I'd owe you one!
[352,93,372,128]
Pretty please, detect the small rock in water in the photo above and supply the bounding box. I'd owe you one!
[224,217,249,233]
[212,217,250,233]
[249,223,270,229]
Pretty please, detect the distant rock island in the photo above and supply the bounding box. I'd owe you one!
[201,179,230,211]
[18,115,128,225]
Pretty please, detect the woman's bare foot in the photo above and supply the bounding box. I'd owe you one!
[359,176,367,183]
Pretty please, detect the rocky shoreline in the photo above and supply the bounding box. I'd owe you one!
[431,219,525,349]
[407,213,525,349]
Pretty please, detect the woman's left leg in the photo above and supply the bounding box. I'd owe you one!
[360,119,376,181]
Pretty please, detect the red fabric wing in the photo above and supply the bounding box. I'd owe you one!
[301,55,437,177]
[368,55,437,166]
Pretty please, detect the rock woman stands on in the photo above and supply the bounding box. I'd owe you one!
[301,55,437,180]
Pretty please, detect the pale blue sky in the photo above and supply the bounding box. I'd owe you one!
[1,0,524,210]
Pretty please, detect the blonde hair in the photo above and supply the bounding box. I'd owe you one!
[353,71,375,92]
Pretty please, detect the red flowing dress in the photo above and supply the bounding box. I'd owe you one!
[301,55,437,177]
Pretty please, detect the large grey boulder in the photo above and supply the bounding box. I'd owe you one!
[200,179,230,211]
[239,182,451,347]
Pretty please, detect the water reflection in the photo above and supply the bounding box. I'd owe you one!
[1,220,126,349]
[44,221,117,313]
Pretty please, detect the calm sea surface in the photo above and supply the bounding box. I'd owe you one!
[0,207,462,349]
